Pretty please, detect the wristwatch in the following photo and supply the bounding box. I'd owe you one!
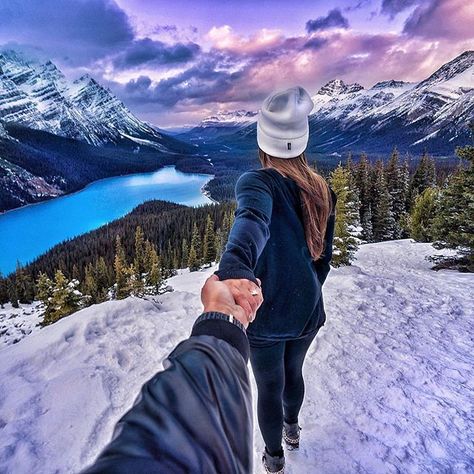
[195,311,246,333]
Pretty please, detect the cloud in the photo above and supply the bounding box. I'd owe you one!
[403,0,474,40]
[380,0,419,18]
[0,0,134,65]
[112,38,201,69]
[303,37,329,50]
[306,9,350,33]
[205,25,284,54]
[151,24,199,42]
[345,0,373,12]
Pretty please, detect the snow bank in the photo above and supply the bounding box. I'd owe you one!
[0,240,473,473]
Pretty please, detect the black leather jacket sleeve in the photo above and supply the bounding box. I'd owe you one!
[81,314,253,474]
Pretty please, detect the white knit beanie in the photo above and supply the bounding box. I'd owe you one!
[257,86,314,159]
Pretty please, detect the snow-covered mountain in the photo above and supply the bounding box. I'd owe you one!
[200,109,258,128]
[176,109,258,142]
[0,49,172,149]
[0,240,473,472]
[190,51,473,155]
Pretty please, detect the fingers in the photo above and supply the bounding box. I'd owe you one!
[235,295,253,322]
[218,278,264,323]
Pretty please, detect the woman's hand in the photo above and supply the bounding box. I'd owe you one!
[201,274,250,327]
[221,278,263,322]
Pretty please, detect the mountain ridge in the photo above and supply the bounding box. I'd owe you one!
[180,51,473,155]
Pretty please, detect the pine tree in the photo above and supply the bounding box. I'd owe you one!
[329,164,360,266]
[187,244,198,272]
[385,147,406,238]
[72,264,80,282]
[345,151,354,176]
[409,187,439,242]
[83,263,98,304]
[410,151,437,202]
[401,158,411,213]
[214,228,225,262]
[354,153,372,241]
[181,239,189,268]
[0,274,9,308]
[134,226,146,279]
[360,203,373,243]
[36,272,53,299]
[372,160,396,241]
[432,144,474,271]
[7,279,19,308]
[43,270,82,326]
[188,223,202,271]
[36,272,54,316]
[114,235,130,299]
[202,215,216,266]
[145,242,163,294]
[15,262,34,304]
[95,257,110,302]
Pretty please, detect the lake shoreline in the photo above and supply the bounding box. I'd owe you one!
[0,164,216,217]
[0,167,215,275]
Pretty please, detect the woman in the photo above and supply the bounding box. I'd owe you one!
[215,86,337,473]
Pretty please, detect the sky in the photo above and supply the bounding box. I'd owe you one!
[0,0,473,127]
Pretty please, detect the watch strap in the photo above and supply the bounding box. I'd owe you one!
[195,311,246,334]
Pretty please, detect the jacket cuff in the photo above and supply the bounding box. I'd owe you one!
[191,313,249,362]
[213,269,259,286]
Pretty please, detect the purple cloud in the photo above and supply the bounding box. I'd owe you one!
[381,0,419,18]
[0,0,134,65]
[401,0,473,40]
[113,38,201,69]
[306,9,350,33]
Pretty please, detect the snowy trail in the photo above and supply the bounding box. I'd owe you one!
[0,240,473,473]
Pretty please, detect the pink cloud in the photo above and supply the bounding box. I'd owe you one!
[205,25,285,54]
[403,0,474,40]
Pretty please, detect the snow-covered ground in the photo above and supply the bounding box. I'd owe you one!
[0,302,43,348]
[0,240,473,473]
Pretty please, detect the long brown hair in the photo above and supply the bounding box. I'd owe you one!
[259,148,332,261]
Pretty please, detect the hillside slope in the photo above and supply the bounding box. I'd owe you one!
[0,240,473,473]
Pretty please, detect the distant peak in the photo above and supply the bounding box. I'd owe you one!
[74,74,99,87]
[317,79,364,96]
[416,50,474,89]
[371,80,408,90]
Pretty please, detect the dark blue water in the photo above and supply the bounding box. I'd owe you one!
[0,166,212,275]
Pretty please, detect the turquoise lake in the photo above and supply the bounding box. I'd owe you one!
[0,166,213,275]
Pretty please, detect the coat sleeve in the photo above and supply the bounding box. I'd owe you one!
[313,188,337,286]
[81,318,253,474]
[214,171,273,285]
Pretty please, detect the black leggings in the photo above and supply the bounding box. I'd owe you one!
[249,331,318,456]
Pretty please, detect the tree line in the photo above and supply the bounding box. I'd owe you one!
[0,201,236,323]
[330,144,473,270]
[1,145,471,324]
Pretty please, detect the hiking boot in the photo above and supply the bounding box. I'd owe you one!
[283,421,300,450]
[262,447,285,473]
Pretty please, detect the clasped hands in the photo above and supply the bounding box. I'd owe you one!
[201,275,263,329]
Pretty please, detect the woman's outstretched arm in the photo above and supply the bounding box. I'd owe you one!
[214,171,273,313]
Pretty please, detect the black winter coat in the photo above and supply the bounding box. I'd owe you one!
[215,168,337,345]
[82,314,253,474]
